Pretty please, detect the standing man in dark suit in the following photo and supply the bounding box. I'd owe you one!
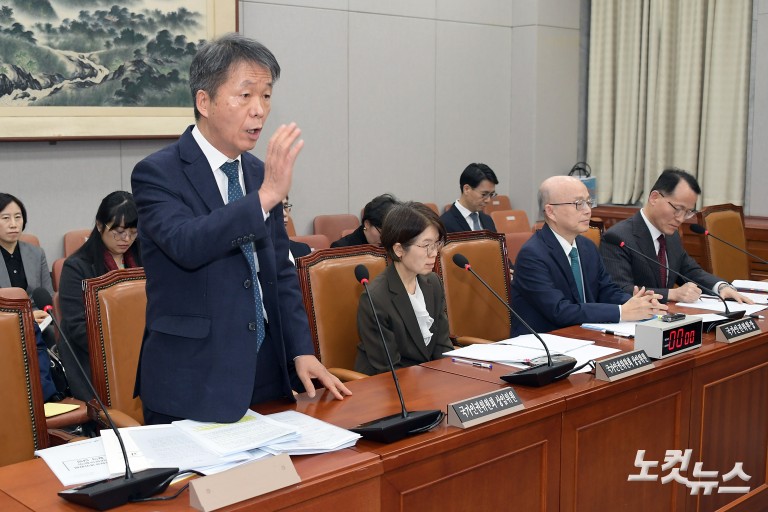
[600,169,751,304]
[440,163,498,233]
[511,176,665,336]
[132,33,351,424]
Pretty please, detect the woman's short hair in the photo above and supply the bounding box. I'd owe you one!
[0,192,27,230]
[381,201,446,262]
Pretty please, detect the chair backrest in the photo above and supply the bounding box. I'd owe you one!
[51,257,65,292]
[19,233,40,246]
[490,209,531,233]
[63,229,91,257]
[435,231,512,342]
[84,268,147,424]
[291,234,331,251]
[697,204,750,282]
[483,194,512,214]
[423,202,440,215]
[313,214,360,242]
[0,291,49,466]
[296,246,389,371]
[504,232,533,266]
[582,226,602,248]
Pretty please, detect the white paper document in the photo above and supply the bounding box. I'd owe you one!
[100,424,226,476]
[262,411,361,455]
[34,437,110,486]
[676,298,767,315]
[172,410,298,456]
[733,280,768,292]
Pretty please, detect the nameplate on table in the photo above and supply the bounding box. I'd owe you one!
[189,453,300,511]
[447,388,524,429]
[715,317,761,344]
[595,350,654,382]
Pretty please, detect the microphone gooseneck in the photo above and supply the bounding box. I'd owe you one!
[451,253,577,386]
[689,224,768,265]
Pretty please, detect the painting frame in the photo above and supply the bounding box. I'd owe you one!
[0,0,237,141]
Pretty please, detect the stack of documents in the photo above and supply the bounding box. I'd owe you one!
[35,410,360,486]
[445,333,620,373]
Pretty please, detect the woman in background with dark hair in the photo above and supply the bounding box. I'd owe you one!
[59,191,142,400]
[355,201,453,375]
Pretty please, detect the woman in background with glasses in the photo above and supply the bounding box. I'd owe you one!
[355,201,453,375]
[59,191,142,400]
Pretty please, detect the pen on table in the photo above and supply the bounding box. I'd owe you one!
[748,314,765,319]
[599,329,634,339]
[451,357,493,369]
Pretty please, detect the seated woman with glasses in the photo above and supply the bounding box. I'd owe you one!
[355,202,454,375]
[59,191,142,400]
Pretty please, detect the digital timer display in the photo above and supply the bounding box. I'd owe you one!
[661,324,702,356]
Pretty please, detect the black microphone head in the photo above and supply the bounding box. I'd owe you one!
[602,231,623,247]
[452,253,470,269]
[31,288,53,310]
[690,224,707,234]
[355,264,369,283]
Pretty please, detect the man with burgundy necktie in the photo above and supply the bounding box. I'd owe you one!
[601,169,752,304]
[132,34,350,424]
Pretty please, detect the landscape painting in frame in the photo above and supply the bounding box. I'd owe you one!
[0,0,236,139]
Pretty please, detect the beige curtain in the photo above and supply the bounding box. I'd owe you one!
[587,0,752,206]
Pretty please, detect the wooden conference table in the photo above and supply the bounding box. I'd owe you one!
[0,308,766,511]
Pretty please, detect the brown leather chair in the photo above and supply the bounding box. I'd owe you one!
[19,233,40,246]
[63,229,91,257]
[491,209,531,233]
[696,204,750,282]
[51,257,65,292]
[291,234,331,251]
[296,246,389,381]
[435,231,512,345]
[0,291,88,466]
[84,268,147,425]
[483,194,512,214]
[504,231,533,267]
[423,202,439,215]
[313,214,360,242]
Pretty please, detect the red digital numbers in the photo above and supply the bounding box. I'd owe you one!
[666,327,696,352]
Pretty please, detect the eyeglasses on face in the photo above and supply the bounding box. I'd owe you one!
[282,203,293,212]
[657,192,697,220]
[548,197,596,211]
[410,240,445,255]
[109,228,138,241]
[476,189,498,199]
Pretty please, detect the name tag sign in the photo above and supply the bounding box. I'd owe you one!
[595,350,655,382]
[716,317,761,344]
[447,388,524,429]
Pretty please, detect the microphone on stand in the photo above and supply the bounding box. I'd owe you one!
[31,288,178,511]
[689,224,768,265]
[601,233,743,322]
[451,253,577,387]
[350,265,444,443]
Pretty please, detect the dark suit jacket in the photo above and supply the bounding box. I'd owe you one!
[0,241,54,305]
[131,126,314,423]
[600,211,721,301]
[289,240,311,260]
[511,223,629,335]
[331,225,367,248]
[440,204,496,233]
[355,265,453,375]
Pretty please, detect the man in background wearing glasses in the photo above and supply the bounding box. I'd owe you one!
[440,163,499,233]
[601,169,751,304]
[510,176,666,336]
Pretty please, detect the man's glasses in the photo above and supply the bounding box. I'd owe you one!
[411,240,445,255]
[282,202,293,212]
[548,197,596,211]
[658,192,697,220]
[476,190,498,199]
[110,228,138,241]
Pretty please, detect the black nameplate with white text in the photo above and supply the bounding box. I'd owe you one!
[447,388,525,429]
[595,350,654,382]
[716,317,761,344]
